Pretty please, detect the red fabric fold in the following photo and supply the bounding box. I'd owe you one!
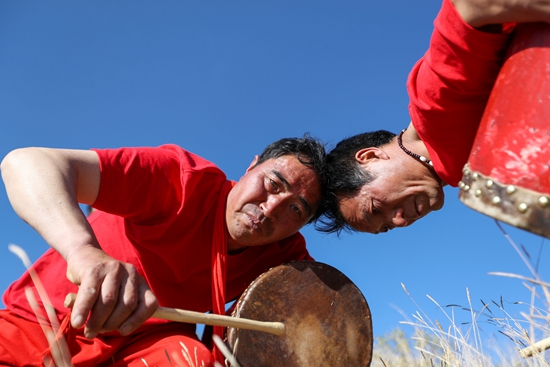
[211,181,233,363]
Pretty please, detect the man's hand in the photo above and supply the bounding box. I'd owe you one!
[2,148,158,338]
[453,0,550,28]
[66,246,158,339]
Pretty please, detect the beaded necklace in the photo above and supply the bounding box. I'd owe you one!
[397,129,433,167]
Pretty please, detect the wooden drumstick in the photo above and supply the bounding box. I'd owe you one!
[64,293,285,336]
[520,337,550,358]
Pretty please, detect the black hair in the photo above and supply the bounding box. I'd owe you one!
[315,130,396,234]
[256,134,328,223]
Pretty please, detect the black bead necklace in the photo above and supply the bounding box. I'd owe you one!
[397,129,433,167]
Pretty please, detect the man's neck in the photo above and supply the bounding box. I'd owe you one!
[402,122,431,160]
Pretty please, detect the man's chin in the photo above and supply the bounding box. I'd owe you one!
[227,231,263,250]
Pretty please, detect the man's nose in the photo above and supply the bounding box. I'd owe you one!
[259,195,285,220]
[391,208,409,227]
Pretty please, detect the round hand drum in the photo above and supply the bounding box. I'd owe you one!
[459,22,550,239]
[225,261,373,366]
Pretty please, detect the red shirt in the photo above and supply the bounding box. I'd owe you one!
[407,0,513,186]
[3,145,312,325]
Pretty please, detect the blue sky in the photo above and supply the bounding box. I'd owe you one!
[1,1,548,344]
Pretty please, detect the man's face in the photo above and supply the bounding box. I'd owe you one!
[226,154,321,250]
[337,145,445,234]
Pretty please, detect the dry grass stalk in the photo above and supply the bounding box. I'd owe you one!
[373,224,550,367]
[212,334,241,367]
[9,244,61,332]
[25,288,72,367]
[10,244,73,366]
[166,344,210,367]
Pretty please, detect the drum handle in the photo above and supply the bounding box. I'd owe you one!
[520,337,550,358]
[64,293,285,336]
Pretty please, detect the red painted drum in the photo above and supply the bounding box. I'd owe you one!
[459,22,550,239]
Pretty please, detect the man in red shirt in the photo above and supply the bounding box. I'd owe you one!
[318,0,550,235]
[0,136,327,366]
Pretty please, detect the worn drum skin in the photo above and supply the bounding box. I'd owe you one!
[459,22,550,238]
[226,261,373,367]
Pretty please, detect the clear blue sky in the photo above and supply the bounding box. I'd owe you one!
[1,1,548,343]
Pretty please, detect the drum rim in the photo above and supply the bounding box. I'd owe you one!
[459,164,550,239]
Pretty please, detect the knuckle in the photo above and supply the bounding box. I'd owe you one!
[80,285,98,297]
[101,293,118,308]
[123,293,139,310]
[147,296,159,310]
[124,263,138,275]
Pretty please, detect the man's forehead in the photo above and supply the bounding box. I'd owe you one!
[268,154,301,164]
[265,155,316,174]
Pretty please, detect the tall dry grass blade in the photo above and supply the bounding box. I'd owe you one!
[163,348,173,366]
[8,244,62,332]
[170,350,186,367]
[488,272,550,288]
[466,289,485,366]
[490,269,550,348]
[212,334,240,367]
[495,221,539,280]
[25,288,62,366]
[25,288,73,367]
[10,244,73,366]
[178,341,196,367]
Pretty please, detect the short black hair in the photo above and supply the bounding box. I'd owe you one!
[315,130,396,234]
[256,134,328,223]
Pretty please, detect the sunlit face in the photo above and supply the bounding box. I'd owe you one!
[226,155,321,250]
[337,144,445,234]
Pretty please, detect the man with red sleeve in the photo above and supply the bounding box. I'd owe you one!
[0,136,327,366]
[318,0,550,235]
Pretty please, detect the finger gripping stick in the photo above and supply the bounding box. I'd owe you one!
[64,293,285,336]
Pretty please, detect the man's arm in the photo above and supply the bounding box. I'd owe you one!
[1,148,158,338]
[453,0,550,27]
[408,0,550,186]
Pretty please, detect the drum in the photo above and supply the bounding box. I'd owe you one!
[459,22,550,239]
[225,261,373,367]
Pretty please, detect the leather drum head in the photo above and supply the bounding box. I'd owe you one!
[226,261,373,366]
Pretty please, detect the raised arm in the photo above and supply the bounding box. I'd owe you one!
[1,148,158,338]
[407,0,550,186]
[452,0,550,27]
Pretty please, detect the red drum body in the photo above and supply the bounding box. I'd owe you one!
[226,261,373,367]
[459,22,550,238]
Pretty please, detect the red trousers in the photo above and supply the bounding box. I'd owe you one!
[0,310,215,366]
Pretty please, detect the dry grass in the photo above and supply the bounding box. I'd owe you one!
[372,223,550,367]
[9,244,74,367]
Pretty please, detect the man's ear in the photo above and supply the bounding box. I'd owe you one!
[355,147,389,164]
[246,155,260,172]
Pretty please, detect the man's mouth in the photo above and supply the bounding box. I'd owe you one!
[414,196,430,219]
[414,203,422,218]
[245,212,264,233]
